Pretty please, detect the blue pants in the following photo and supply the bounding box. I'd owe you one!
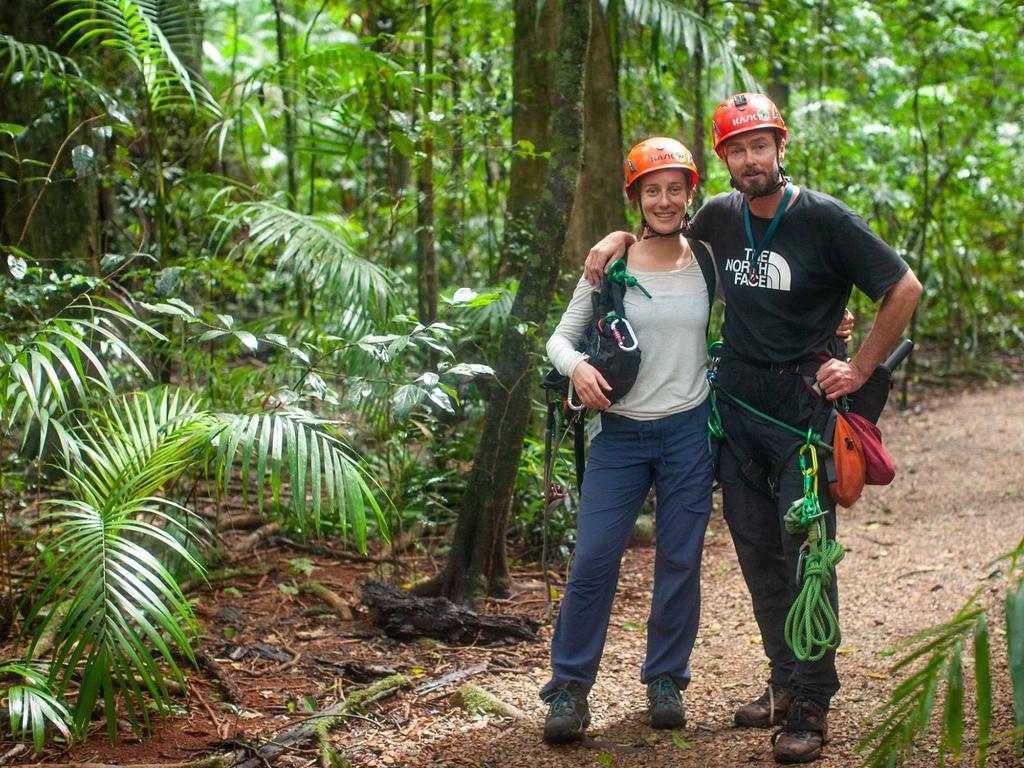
[541,402,713,700]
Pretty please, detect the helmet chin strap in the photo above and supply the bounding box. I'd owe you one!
[641,213,691,239]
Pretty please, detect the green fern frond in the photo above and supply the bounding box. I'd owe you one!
[213,200,397,320]
[614,0,756,90]
[53,0,219,116]
[0,34,82,81]
[214,408,387,548]
[1,662,73,752]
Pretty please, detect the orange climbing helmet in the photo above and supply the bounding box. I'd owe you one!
[624,137,698,200]
[711,92,787,159]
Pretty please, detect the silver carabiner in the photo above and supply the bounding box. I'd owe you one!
[566,380,587,411]
[611,318,639,351]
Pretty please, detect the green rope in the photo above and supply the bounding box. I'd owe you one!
[607,257,653,298]
[706,342,726,450]
[704,353,844,661]
[782,441,845,662]
[714,385,830,450]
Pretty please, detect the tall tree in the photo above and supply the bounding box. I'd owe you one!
[563,0,626,282]
[0,0,99,269]
[417,0,590,605]
[416,0,438,326]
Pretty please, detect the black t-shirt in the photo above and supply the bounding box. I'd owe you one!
[689,188,908,364]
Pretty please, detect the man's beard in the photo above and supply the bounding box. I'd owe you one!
[734,166,782,198]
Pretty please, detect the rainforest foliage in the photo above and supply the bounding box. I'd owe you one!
[0,0,1022,763]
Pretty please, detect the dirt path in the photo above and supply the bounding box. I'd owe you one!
[34,384,1024,768]
[364,384,1024,767]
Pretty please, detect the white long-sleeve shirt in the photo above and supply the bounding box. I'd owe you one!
[546,257,711,420]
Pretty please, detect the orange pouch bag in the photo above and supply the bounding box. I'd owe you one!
[844,412,896,485]
[829,411,866,507]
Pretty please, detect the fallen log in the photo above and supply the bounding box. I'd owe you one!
[232,521,281,553]
[196,650,243,705]
[228,674,411,768]
[360,581,539,644]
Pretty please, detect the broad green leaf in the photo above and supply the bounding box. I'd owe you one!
[70,144,95,178]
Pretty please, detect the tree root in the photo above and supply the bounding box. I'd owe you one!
[20,760,228,768]
[451,684,526,719]
[228,675,412,768]
[299,582,353,620]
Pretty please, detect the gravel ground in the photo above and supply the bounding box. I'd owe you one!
[355,384,1024,768]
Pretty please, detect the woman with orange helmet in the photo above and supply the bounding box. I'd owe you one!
[540,137,718,745]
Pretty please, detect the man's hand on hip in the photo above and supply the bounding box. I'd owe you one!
[815,358,870,401]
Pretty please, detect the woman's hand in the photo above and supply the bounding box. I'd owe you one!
[571,361,612,410]
[584,231,636,286]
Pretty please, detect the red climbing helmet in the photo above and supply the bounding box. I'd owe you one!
[711,93,787,159]
[624,137,698,201]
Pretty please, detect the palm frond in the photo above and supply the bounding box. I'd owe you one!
[212,200,397,323]
[28,496,203,738]
[614,0,757,91]
[235,43,400,104]
[213,408,387,548]
[53,0,219,116]
[0,34,82,81]
[207,41,405,159]
[858,536,1024,767]
[0,298,162,464]
[21,387,215,738]
[1,662,72,753]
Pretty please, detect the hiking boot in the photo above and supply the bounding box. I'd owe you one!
[647,675,686,729]
[734,685,793,728]
[771,697,829,764]
[542,681,590,744]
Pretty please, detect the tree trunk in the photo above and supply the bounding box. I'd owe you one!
[0,0,99,270]
[690,0,709,203]
[495,0,560,282]
[562,0,625,287]
[416,0,438,326]
[418,0,590,606]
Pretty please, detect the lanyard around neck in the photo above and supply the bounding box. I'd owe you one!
[743,184,793,261]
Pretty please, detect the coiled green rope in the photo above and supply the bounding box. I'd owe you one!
[783,442,845,661]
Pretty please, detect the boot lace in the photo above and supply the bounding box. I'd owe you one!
[649,676,680,707]
[547,686,579,718]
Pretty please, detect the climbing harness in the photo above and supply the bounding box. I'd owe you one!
[706,355,843,662]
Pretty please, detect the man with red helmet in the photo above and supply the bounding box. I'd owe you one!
[584,94,922,764]
[541,137,717,744]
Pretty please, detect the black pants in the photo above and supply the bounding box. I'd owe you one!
[716,359,840,711]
